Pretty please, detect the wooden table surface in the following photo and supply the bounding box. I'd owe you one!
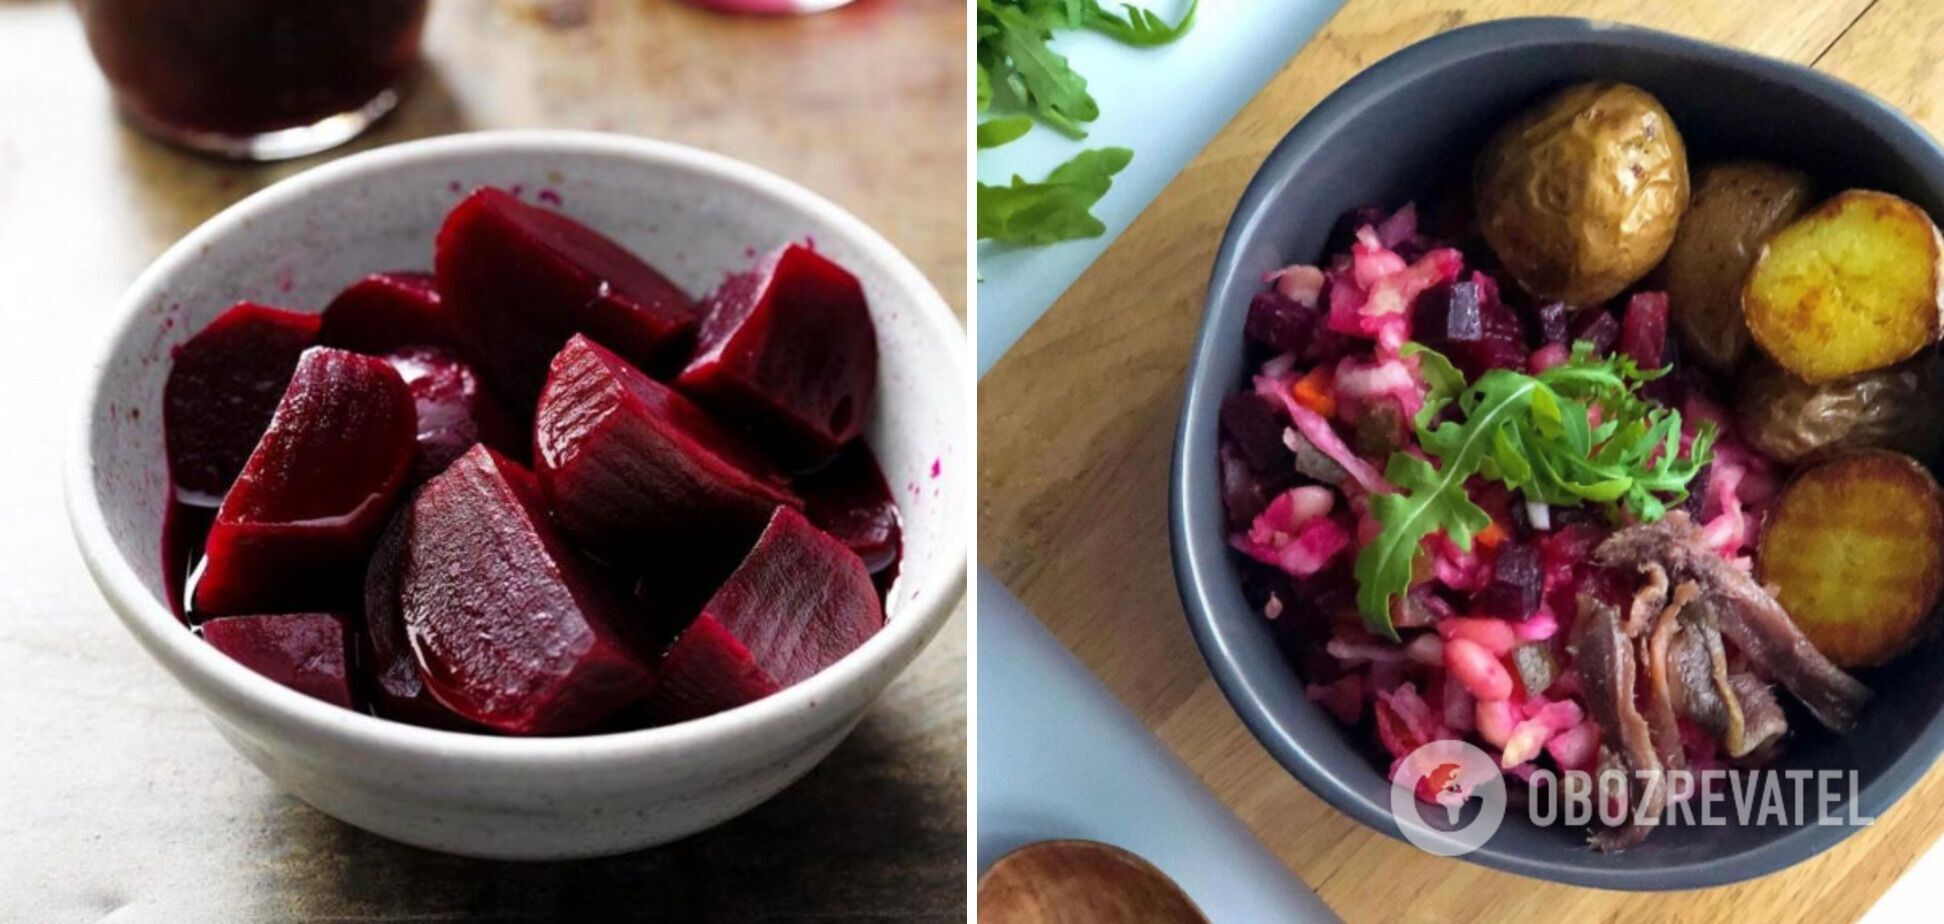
[0,1,965,920]
[980,0,1944,921]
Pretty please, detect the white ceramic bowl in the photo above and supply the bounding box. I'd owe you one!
[65,131,969,860]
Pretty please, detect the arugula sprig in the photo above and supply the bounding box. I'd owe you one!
[1353,343,1715,638]
[976,0,1196,246]
[978,147,1133,245]
[977,0,1198,138]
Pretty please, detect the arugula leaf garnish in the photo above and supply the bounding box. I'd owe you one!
[978,115,1035,149]
[977,147,1133,245]
[1353,342,1715,638]
[975,0,1195,245]
[1086,0,1199,45]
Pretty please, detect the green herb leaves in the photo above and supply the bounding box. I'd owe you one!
[977,147,1133,245]
[1087,0,1199,45]
[1355,374,1534,638]
[976,0,1195,245]
[981,0,1100,137]
[978,115,1035,150]
[1353,343,1715,637]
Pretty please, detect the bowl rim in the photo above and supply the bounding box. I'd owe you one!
[66,129,968,767]
[1172,16,1944,889]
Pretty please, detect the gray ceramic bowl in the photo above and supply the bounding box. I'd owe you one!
[1172,18,1944,889]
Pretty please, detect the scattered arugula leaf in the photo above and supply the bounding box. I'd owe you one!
[976,0,1195,245]
[978,147,1133,245]
[979,115,1035,149]
[1087,0,1199,45]
[1353,342,1716,637]
[980,0,1099,137]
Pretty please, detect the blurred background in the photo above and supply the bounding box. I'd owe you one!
[0,0,965,919]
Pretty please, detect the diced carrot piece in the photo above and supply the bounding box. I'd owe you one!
[1291,367,1337,417]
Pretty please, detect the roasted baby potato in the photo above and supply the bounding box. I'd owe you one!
[1737,352,1944,465]
[1743,189,1944,383]
[1661,161,1812,372]
[1474,82,1689,306]
[1758,451,1944,668]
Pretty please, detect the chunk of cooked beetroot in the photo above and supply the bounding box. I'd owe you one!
[401,446,655,734]
[796,442,902,576]
[360,512,473,729]
[436,186,697,407]
[676,244,877,466]
[646,507,883,722]
[1479,541,1543,619]
[536,335,800,564]
[1219,391,1294,480]
[383,346,524,482]
[164,302,321,504]
[200,613,355,708]
[196,348,416,616]
[1620,291,1670,369]
[1535,301,1571,345]
[1442,279,1486,341]
[1244,289,1320,355]
[1570,308,1620,356]
[316,271,451,353]
[1219,443,1273,529]
[1413,276,1526,376]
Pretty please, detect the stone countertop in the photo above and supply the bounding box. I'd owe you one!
[0,1,965,919]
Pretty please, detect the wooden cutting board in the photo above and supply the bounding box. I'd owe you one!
[979,0,1944,920]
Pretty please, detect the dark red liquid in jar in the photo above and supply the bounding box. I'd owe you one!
[78,0,428,138]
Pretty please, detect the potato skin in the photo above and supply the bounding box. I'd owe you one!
[1474,82,1689,306]
[1743,189,1944,383]
[1736,352,1944,466]
[1662,161,1812,372]
[1757,451,1944,668]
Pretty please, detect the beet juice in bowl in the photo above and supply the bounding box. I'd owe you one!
[76,0,428,160]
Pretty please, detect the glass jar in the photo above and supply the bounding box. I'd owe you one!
[77,0,430,161]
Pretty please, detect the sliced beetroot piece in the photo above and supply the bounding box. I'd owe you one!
[677,244,878,466]
[200,613,356,708]
[1571,308,1621,356]
[795,442,902,576]
[359,512,473,729]
[536,335,800,564]
[163,302,321,504]
[646,507,884,723]
[316,271,452,354]
[1620,291,1670,369]
[195,348,417,616]
[436,186,697,407]
[383,346,525,482]
[401,445,655,735]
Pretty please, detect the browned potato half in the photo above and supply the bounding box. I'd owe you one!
[1758,451,1944,667]
[1474,82,1688,306]
[1662,161,1812,372]
[1743,190,1944,383]
[1737,352,1944,465]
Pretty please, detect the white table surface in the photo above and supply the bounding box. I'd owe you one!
[976,0,1346,375]
[976,569,1340,921]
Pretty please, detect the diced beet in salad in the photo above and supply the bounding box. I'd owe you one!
[1219,203,1871,850]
